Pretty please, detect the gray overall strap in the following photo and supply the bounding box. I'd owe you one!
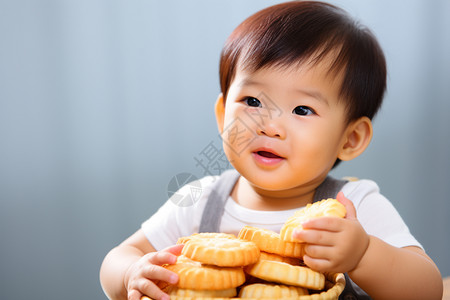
[198,169,240,233]
[313,175,348,203]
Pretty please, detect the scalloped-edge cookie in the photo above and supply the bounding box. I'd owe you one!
[181,235,260,267]
[280,198,346,242]
[166,286,237,298]
[259,251,301,265]
[239,283,308,298]
[177,232,236,245]
[140,273,345,300]
[165,255,246,290]
[245,260,325,290]
[238,226,305,258]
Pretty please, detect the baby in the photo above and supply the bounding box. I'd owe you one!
[100,1,443,299]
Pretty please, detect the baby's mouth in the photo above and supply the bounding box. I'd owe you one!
[256,151,283,159]
[252,150,285,166]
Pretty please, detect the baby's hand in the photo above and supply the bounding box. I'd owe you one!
[293,192,369,273]
[124,244,183,300]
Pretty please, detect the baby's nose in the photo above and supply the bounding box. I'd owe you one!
[257,121,285,139]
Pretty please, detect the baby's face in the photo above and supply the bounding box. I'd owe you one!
[219,61,350,191]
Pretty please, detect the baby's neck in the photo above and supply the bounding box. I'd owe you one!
[231,176,317,211]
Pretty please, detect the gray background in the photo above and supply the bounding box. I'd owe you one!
[1,0,449,299]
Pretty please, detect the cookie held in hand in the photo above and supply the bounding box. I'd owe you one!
[280,198,346,242]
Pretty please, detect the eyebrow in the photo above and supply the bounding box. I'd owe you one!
[297,88,330,106]
[238,78,263,88]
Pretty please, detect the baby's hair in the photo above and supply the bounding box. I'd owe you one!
[219,1,387,123]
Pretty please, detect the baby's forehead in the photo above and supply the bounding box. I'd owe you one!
[238,44,345,78]
[235,54,345,88]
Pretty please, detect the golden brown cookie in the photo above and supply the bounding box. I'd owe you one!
[166,286,237,298]
[181,235,260,267]
[164,255,246,290]
[245,259,325,290]
[239,283,308,298]
[238,226,305,258]
[141,267,345,300]
[259,251,302,265]
[280,198,346,242]
[176,232,236,245]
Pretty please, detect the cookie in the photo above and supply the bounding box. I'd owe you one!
[239,283,308,298]
[142,272,344,300]
[280,198,346,242]
[166,286,237,298]
[177,232,236,245]
[181,235,260,267]
[238,226,305,258]
[259,251,301,265]
[164,255,246,290]
[245,259,325,290]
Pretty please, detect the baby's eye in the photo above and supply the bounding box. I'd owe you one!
[243,97,262,108]
[292,106,315,116]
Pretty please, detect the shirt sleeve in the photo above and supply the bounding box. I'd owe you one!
[342,179,423,249]
[141,175,216,251]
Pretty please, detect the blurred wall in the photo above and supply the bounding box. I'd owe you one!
[0,0,449,299]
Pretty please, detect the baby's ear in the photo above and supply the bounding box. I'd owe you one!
[338,116,373,161]
[214,93,225,133]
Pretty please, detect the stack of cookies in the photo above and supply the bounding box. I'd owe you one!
[142,198,347,300]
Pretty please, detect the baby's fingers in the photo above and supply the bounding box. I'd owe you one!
[144,244,184,267]
[161,243,184,256]
[131,277,170,300]
[304,243,334,259]
[293,228,335,246]
[303,243,345,272]
[293,217,341,243]
[145,250,176,266]
[300,216,343,231]
[130,264,178,300]
[142,263,179,284]
[303,253,332,272]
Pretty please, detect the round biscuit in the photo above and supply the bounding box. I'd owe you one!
[259,251,302,265]
[239,283,308,298]
[238,226,305,258]
[181,236,260,267]
[176,232,236,245]
[165,255,246,290]
[167,286,237,297]
[245,259,325,290]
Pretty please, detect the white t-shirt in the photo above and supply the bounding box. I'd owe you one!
[142,175,422,251]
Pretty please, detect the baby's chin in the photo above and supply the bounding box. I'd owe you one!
[239,169,298,192]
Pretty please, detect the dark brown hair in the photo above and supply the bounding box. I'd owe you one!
[219,1,387,123]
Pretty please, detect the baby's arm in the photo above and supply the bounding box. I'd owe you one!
[293,192,443,300]
[100,229,182,300]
